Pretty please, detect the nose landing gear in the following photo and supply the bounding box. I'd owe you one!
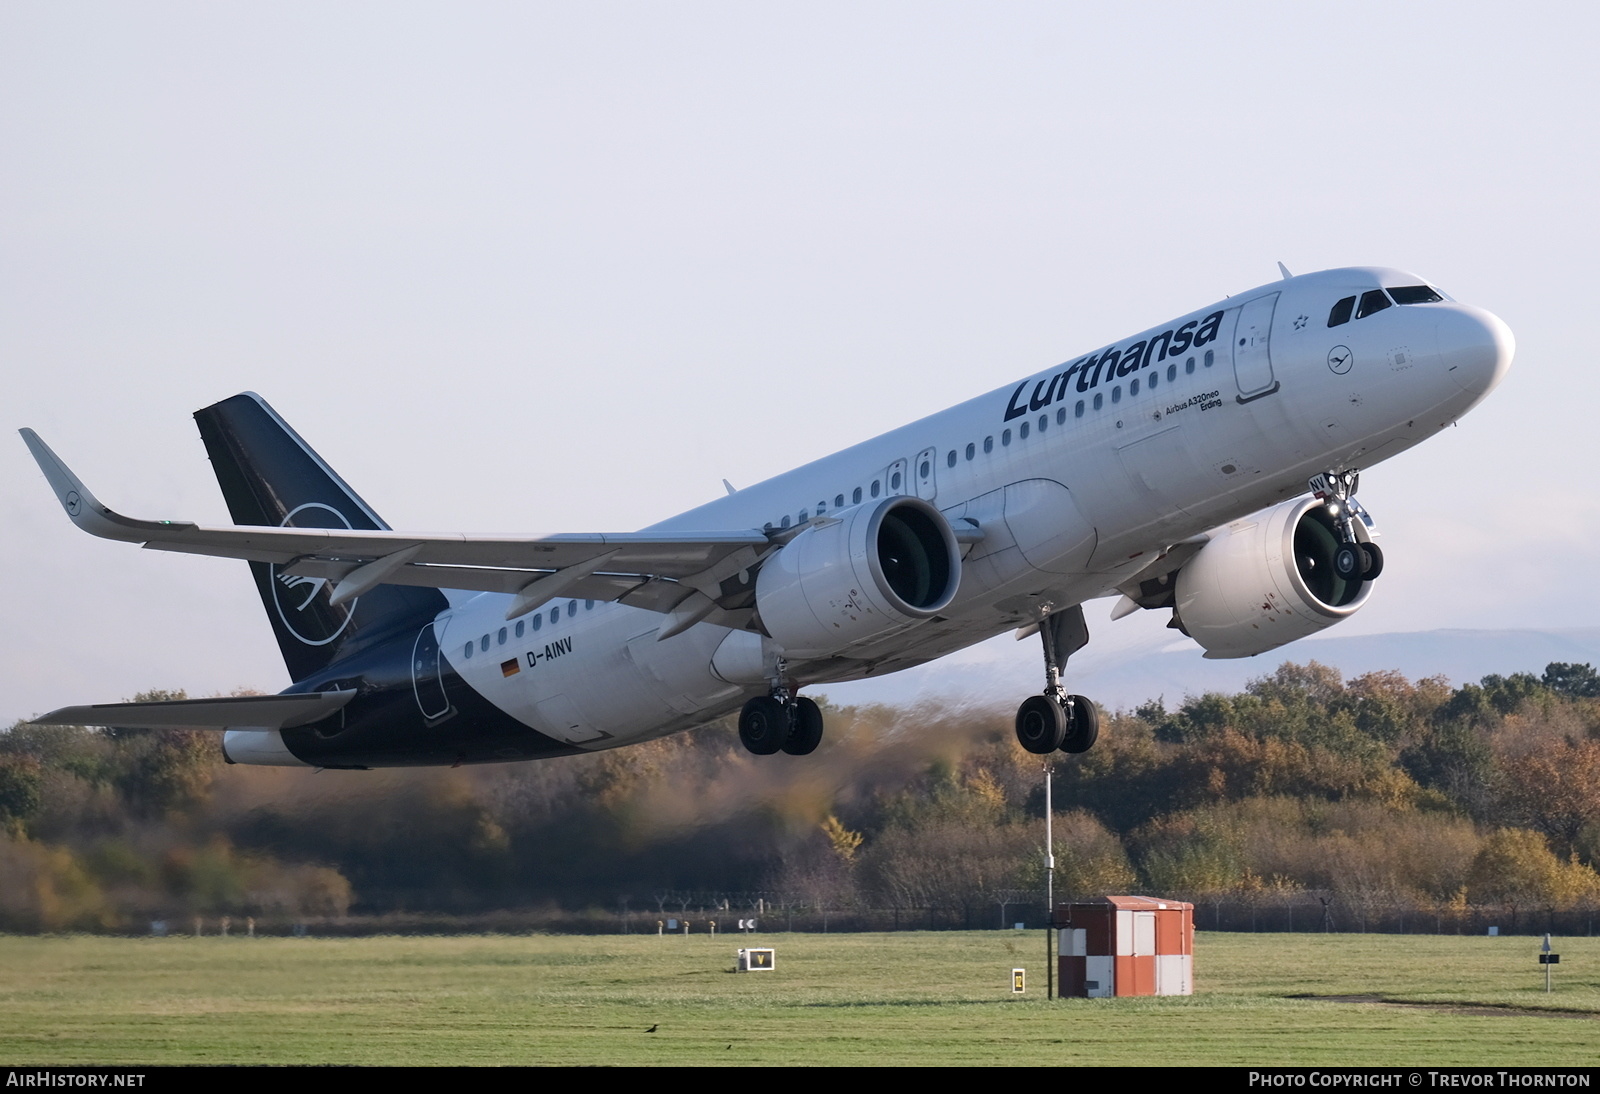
[1014,605,1099,756]
[1310,469,1383,581]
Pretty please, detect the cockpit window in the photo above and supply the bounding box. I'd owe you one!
[1388,285,1444,305]
[1327,296,1355,327]
[1356,289,1392,319]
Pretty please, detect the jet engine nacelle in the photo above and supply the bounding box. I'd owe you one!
[756,495,961,659]
[1173,496,1372,659]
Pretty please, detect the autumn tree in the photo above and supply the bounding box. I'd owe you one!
[1468,828,1600,928]
[0,756,42,835]
[1497,737,1600,860]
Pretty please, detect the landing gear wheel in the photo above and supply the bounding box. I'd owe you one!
[1333,543,1363,581]
[739,696,791,755]
[1061,695,1099,754]
[1360,541,1384,580]
[782,696,824,756]
[1015,695,1067,755]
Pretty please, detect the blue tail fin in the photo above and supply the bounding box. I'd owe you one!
[193,392,447,683]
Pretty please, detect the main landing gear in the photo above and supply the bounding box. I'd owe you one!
[1310,470,1383,582]
[739,689,824,757]
[1015,605,1099,756]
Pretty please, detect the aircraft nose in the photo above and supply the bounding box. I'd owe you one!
[1436,305,1514,398]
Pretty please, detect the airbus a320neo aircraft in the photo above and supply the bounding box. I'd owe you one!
[22,267,1512,768]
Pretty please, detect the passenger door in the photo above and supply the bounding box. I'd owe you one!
[1232,292,1280,402]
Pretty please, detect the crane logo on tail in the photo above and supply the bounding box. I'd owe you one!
[269,502,357,646]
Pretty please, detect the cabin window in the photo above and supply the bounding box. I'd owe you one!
[890,472,901,491]
[551,606,560,623]
[870,480,880,498]
[1056,408,1066,425]
[965,443,975,461]
[1093,393,1103,410]
[567,600,578,616]
[780,515,791,529]
[1356,289,1392,319]
[1389,285,1443,305]
[835,494,845,507]
[798,509,809,523]
[1130,378,1140,396]
[1204,349,1214,368]
[1167,363,1177,381]
[464,643,473,659]
[1038,414,1048,432]
[1185,356,1195,374]
[1075,400,1085,418]
[946,450,956,468]
[532,614,542,632]
[1111,386,1122,404]
[585,599,594,610]
[1147,370,1157,389]
[497,627,507,645]
[853,487,863,504]
[919,459,930,478]
[515,620,525,638]
[480,635,490,653]
[983,436,993,453]
[1328,295,1356,326]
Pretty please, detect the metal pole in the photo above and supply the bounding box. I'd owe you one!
[1045,756,1055,1000]
[1045,757,1054,911]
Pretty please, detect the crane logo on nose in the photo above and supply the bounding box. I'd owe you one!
[1327,346,1353,375]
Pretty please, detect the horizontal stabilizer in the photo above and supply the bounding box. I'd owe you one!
[31,690,356,730]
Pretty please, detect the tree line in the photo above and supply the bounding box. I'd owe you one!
[2,661,1598,933]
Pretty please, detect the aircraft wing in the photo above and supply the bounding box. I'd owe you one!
[21,428,772,624]
[31,690,356,729]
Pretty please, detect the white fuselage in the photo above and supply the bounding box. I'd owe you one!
[437,267,1511,751]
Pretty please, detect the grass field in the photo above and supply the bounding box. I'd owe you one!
[1,931,1596,1066]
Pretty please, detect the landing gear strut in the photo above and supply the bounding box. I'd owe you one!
[738,663,824,756]
[1014,606,1099,756]
[1310,470,1383,581]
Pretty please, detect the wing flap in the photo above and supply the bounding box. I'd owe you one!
[142,526,768,573]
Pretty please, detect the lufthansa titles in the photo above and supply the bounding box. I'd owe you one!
[1004,309,1226,422]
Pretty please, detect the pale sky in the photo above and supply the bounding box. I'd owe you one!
[3,2,1595,720]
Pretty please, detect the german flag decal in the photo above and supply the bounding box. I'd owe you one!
[500,658,520,677]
